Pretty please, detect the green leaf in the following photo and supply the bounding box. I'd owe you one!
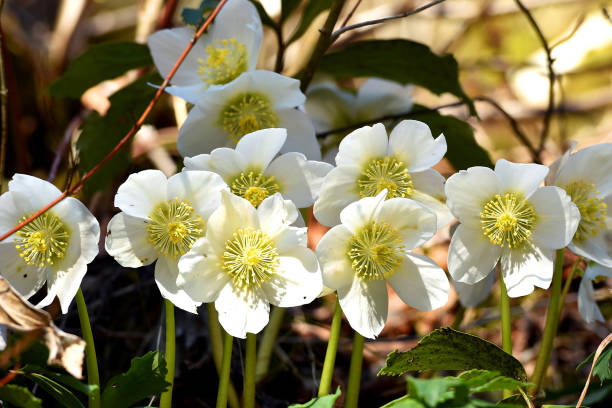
[457,370,532,393]
[101,351,170,408]
[0,384,42,408]
[288,387,341,407]
[378,328,528,381]
[577,343,612,384]
[381,396,427,408]
[316,40,476,115]
[24,372,85,408]
[249,0,277,28]
[407,377,465,408]
[287,0,333,44]
[406,105,492,170]
[76,72,161,194]
[49,42,153,99]
[181,0,221,26]
[20,365,98,396]
[281,0,301,21]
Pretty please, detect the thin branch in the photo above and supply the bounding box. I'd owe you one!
[331,0,447,41]
[550,13,584,50]
[47,114,84,183]
[0,0,229,244]
[0,0,7,193]
[514,0,555,158]
[274,25,285,73]
[340,0,363,28]
[299,0,347,92]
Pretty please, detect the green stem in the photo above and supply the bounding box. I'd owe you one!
[217,331,233,408]
[243,333,257,408]
[159,300,175,408]
[75,288,100,408]
[499,277,513,356]
[207,304,240,408]
[530,249,564,397]
[318,297,342,397]
[345,332,364,408]
[558,259,580,317]
[255,306,285,381]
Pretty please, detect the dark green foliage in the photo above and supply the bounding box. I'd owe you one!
[0,384,43,408]
[287,0,334,44]
[288,387,341,407]
[181,0,222,26]
[577,342,612,384]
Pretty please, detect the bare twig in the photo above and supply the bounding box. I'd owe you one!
[0,0,7,193]
[274,25,285,73]
[47,114,84,183]
[514,0,555,159]
[331,0,447,41]
[340,0,363,28]
[550,14,585,50]
[0,0,229,244]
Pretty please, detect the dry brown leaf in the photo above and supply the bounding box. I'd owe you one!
[0,277,85,378]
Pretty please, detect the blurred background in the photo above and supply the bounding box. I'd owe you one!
[1,0,611,406]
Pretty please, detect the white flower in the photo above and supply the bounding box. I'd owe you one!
[313,120,452,229]
[183,128,332,209]
[578,263,611,324]
[315,190,450,339]
[177,191,322,338]
[104,169,227,313]
[452,273,496,308]
[177,70,320,160]
[0,174,100,313]
[305,79,413,163]
[546,143,612,267]
[147,0,262,103]
[445,159,580,297]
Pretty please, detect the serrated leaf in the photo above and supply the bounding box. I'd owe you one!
[181,0,221,26]
[49,43,153,99]
[0,384,42,408]
[316,40,476,115]
[288,387,341,407]
[287,0,333,44]
[249,0,277,28]
[378,328,527,381]
[20,364,98,396]
[381,396,427,408]
[24,372,85,408]
[577,343,612,383]
[407,105,492,170]
[101,351,170,408]
[76,72,161,194]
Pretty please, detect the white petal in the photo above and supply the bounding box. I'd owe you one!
[265,153,315,208]
[206,191,258,248]
[530,186,580,249]
[304,83,355,133]
[313,165,361,227]
[388,120,446,173]
[501,245,554,297]
[47,260,88,313]
[274,226,307,253]
[105,213,157,268]
[166,170,228,217]
[178,238,228,303]
[246,70,304,108]
[262,246,322,307]
[164,83,210,105]
[183,153,212,172]
[445,167,499,226]
[545,141,577,186]
[316,225,354,290]
[147,27,206,86]
[338,277,387,339]
[276,109,321,160]
[495,159,548,199]
[177,102,229,157]
[236,128,286,170]
[335,123,388,168]
[257,193,297,238]
[340,190,386,234]
[301,160,334,201]
[453,272,496,308]
[155,257,200,313]
[0,191,26,242]
[578,276,604,324]
[114,170,167,219]
[375,198,436,249]
[9,174,62,214]
[356,79,413,120]
[0,243,45,299]
[215,284,269,338]
[584,263,612,280]
[410,169,453,230]
[570,236,612,267]
[448,224,501,284]
[388,252,449,311]
[555,143,612,193]
[53,197,100,265]
[207,148,248,180]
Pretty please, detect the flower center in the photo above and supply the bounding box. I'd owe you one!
[147,198,204,258]
[230,171,280,207]
[223,228,279,290]
[358,157,413,199]
[348,221,404,280]
[219,93,278,143]
[197,38,248,85]
[563,181,607,241]
[15,212,70,267]
[480,193,536,248]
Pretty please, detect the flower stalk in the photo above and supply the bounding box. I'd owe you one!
[255,306,285,381]
[318,297,342,397]
[75,288,100,408]
[345,332,365,408]
[243,333,257,408]
[207,304,240,408]
[160,299,175,408]
[217,331,234,408]
[499,272,512,356]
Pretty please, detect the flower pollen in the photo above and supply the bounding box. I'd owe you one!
[223,228,279,290]
[563,181,607,241]
[197,38,248,85]
[480,193,536,248]
[15,212,70,267]
[220,93,278,143]
[348,221,404,280]
[358,157,413,199]
[230,171,279,207]
[147,198,204,258]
